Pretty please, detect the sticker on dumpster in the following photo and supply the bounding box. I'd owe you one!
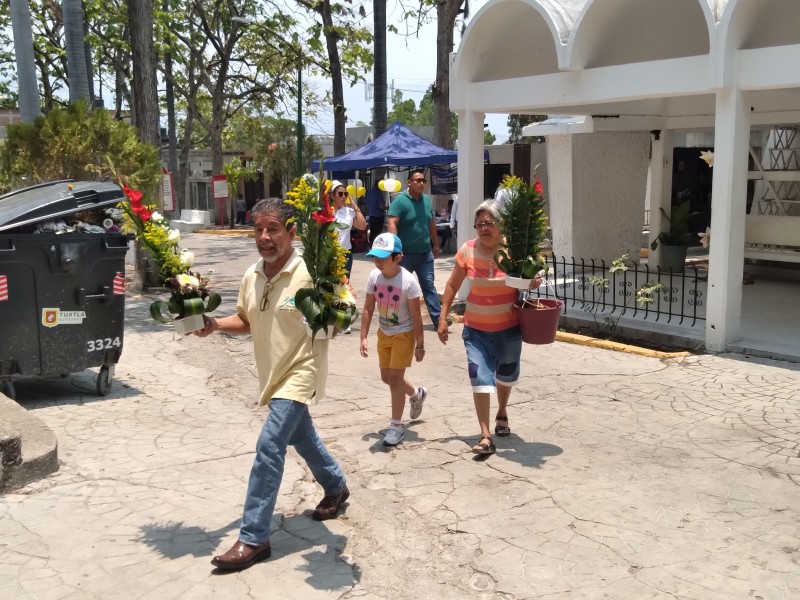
[42,309,86,327]
[113,272,125,296]
[0,275,7,301]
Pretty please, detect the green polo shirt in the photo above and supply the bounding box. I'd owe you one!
[388,191,434,253]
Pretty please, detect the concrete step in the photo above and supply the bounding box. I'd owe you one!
[0,394,58,492]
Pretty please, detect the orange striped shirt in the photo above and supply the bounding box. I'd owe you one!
[456,240,519,332]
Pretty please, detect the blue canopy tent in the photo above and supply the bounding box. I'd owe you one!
[311,121,460,174]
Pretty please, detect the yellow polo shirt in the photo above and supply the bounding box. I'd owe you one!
[236,250,328,406]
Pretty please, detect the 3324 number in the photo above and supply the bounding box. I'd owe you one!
[87,337,122,352]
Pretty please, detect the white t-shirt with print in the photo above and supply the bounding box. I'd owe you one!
[365,267,422,335]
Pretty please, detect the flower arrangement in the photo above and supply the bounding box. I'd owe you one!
[284,173,357,338]
[116,175,221,330]
[494,173,549,279]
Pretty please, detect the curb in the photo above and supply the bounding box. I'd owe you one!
[555,331,691,359]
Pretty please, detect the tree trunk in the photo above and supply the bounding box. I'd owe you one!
[127,0,160,149]
[319,0,346,156]
[373,0,387,137]
[434,0,464,150]
[62,0,92,103]
[10,0,41,123]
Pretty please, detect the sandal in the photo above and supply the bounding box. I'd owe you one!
[472,435,496,455]
[494,416,511,437]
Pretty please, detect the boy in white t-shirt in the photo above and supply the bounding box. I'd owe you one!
[359,233,427,446]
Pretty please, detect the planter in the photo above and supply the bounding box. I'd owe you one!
[505,275,533,290]
[514,298,564,345]
[174,312,205,335]
[660,244,688,272]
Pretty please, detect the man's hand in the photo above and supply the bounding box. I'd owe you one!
[193,315,217,337]
[432,245,440,259]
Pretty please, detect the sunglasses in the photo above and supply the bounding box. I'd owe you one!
[410,178,427,183]
[335,191,348,196]
[474,221,497,230]
[260,280,274,311]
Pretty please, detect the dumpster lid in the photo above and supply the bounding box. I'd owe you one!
[0,180,127,232]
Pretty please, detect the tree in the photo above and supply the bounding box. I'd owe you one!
[127,0,160,148]
[373,0,387,138]
[62,0,92,103]
[507,114,547,144]
[9,0,40,122]
[294,0,373,156]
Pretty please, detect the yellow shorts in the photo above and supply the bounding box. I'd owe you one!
[377,329,416,370]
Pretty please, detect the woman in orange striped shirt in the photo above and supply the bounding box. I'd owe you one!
[437,200,540,455]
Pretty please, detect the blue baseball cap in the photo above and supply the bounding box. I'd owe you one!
[366,233,403,258]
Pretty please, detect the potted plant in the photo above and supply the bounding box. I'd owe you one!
[493,174,549,288]
[494,173,563,344]
[650,200,694,272]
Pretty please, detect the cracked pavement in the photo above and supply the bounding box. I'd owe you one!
[1,233,799,599]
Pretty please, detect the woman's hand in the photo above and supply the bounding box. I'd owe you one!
[528,275,544,290]
[437,321,449,345]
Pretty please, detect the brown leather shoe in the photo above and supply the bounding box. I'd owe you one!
[312,486,350,521]
[211,540,271,570]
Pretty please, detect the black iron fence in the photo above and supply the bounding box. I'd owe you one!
[530,256,707,327]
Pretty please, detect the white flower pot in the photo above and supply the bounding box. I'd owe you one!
[505,275,533,290]
[301,318,331,339]
[174,313,205,335]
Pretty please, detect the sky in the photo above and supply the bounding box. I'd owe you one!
[303,0,510,144]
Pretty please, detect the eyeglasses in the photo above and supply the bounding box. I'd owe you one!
[474,221,497,230]
[410,178,427,184]
[335,191,348,196]
[260,280,274,311]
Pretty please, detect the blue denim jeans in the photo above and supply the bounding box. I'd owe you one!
[462,325,522,393]
[399,250,441,328]
[239,399,346,545]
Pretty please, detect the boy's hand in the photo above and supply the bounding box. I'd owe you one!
[414,347,425,362]
[359,338,368,357]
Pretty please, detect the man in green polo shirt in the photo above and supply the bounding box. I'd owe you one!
[387,168,442,328]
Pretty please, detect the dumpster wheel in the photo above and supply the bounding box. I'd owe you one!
[96,365,114,396]
[1,378,15,401]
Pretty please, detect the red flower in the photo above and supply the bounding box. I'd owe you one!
[311,197,335,225]
[534,178,543,195]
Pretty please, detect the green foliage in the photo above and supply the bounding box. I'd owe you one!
[222,157,258,198]
[580,254,665,337]
[0,100,160,194]
[494,174,549,278]
[650,200,695,249]
[507,114,547,144]
[387,86,457,141]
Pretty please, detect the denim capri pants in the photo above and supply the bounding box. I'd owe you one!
[462,324,522,393]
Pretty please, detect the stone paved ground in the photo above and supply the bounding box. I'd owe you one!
[1,233,799,599]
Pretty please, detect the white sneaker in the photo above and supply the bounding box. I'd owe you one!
[343,327,352,334]
[383,422,405,447]
[409,387,427,420]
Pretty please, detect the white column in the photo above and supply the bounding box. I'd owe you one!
[647,129,673,267]
[456,110,485,246]
[455,110,485,300]
[706,87,750,351]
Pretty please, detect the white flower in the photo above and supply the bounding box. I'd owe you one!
[330,283,356,307]
[698,227,710,249]
[150,211,163,222]
[179,250,195,267]
[167,229,181,243]
[176,273,200,288]
[700,151,714,167]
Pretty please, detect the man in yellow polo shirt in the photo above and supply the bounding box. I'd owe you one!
[195,197,349,571]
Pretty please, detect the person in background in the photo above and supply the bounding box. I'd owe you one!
[195,197,349,571]
[235,193,247,225]
[365,180,386,248]
[359,233,427,447]
[330,180,367,281]
[436,200,541,455]
[493,175,511,212]
[387,168,443,329]
[438,198,456,253]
